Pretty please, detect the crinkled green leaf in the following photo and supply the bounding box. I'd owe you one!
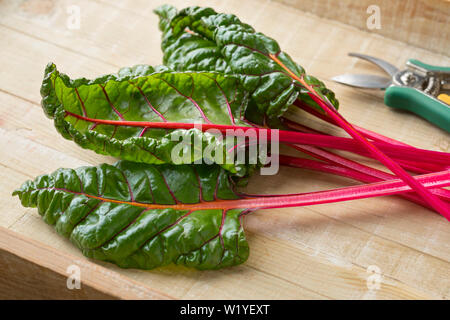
[41,63,257,176]
[13,161,249,270]
[155,5,232,74]
[155,4,339,123]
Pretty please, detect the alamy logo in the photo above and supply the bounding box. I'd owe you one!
[366,5,381,30]
[169,124,280,175]
[66,5,81,30]
[66,264,81,289]
[366,265,382,291]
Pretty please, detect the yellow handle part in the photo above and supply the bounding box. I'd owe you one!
[438,94,450,105]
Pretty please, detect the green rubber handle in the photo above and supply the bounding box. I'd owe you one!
[384,86,450,133]
[408,59,450,73]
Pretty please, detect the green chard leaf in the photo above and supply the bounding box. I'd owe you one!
[13,161,250,270]
[155,5,339,123]
[155,5,232,74]
[41,63,257,176]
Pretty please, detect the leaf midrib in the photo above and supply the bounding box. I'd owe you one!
[35,187,247,210]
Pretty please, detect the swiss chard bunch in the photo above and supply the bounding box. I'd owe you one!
[13,4,450,271]
[155,5,450,217]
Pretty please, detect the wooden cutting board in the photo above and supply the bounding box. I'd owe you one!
[0,0,449,300]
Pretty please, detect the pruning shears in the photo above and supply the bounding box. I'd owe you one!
[332,53,450,133]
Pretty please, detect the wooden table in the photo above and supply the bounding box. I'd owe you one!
[0,0,449,300]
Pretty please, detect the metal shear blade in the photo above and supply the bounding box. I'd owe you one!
[331,74,392,89]
[331,53,399,89]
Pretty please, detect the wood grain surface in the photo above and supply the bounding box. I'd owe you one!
[274,0,450,55]
[0,227,173,299]
[0,0,449,299]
